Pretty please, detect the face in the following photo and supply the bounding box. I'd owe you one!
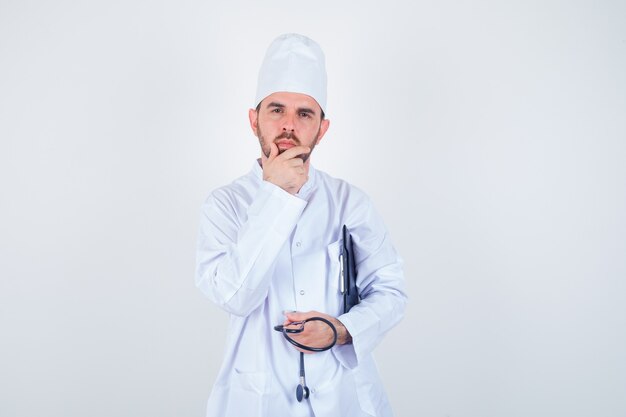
[249,92,330,162]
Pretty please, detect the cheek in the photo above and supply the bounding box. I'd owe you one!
[259,120,279,136]
[302,123,322,141]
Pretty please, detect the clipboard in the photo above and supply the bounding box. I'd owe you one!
[340,225,359,313]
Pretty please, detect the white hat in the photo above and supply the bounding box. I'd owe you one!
[254,33,327,113]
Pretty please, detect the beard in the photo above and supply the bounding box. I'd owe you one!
[258,127,319,163]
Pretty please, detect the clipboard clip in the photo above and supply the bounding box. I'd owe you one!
[339,252,345,294]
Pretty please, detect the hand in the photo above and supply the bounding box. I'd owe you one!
[262,142,310,195]
[283,311,352,354]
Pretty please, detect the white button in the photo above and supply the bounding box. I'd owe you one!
[311,388,316,394]
[299,290,305,295]
[295,241,301,247]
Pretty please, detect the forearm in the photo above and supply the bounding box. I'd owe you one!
[333,239,407,368]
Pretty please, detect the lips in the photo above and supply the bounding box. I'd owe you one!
[276,140,296,150]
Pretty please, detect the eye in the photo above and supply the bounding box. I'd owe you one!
[272,108,282,113]
[299,112,312,118]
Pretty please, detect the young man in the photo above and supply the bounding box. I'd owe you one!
[196,33,407,417]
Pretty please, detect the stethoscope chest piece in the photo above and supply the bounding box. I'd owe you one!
[296,382,309,402]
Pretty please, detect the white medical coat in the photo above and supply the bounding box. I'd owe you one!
[196,161,407,417]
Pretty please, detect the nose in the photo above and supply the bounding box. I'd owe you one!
[282,112,296,132]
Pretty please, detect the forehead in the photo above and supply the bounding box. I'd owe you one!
[261,92,321,111]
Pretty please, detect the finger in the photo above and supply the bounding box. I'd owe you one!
[294,346,314,354]
[265,142,279,162]
[277,146,310,160]
[285,311,309,322]
[287,158,305,167]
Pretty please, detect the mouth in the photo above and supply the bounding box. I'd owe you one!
[276,139,296,152]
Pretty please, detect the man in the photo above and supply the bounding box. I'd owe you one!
[196,33,407,417]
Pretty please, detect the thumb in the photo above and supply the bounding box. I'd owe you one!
[268,142,278,160]
[285,311,309,323]
[261,142,278,165]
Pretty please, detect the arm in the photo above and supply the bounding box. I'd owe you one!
[195,145,311,317]
[195,181,306,317]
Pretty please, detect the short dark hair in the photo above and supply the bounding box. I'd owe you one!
[255,102,325,121]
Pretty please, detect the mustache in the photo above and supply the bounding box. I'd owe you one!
[275,131,300,143]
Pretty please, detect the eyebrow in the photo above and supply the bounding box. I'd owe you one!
[297,107,316,116]
[265,101,317,116]
[266,102,285,109]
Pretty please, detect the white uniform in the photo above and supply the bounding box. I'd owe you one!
[196,161,407,417]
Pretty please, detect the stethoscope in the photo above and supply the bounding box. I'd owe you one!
[274,317,337,402]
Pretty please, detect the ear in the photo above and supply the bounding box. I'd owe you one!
[248,108,259,137]
[315,119,331,145]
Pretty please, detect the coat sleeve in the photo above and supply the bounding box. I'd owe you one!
[332,198,407,369]
[195,181,306,317]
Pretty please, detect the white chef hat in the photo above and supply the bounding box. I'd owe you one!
[254,33,327,113]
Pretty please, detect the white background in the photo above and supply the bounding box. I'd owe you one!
[1,1,625,416]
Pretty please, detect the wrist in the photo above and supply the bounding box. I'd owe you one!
[335,319,352,345]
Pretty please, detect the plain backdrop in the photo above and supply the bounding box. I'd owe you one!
[1,1,625,416]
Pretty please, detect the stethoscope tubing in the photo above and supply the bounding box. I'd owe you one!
[274,317,338,352]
